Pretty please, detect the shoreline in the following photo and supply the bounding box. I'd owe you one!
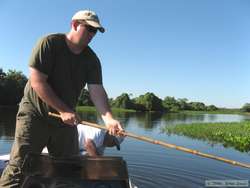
[0,105,249,116]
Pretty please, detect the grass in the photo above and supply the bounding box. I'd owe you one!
[76,106,249,115]
[164,121,250,152]
[180,109,247,115]
[76,106,97,112]
[76,106,136,113]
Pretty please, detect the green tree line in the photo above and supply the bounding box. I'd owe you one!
[0,68,27,105]
[1,68,249,112]
[78,90,219,112]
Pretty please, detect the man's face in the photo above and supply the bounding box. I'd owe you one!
[77,21,97,45]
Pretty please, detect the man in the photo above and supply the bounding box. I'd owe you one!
[0,10,123,187]
[77,124,124,156]
[42,124,125,156]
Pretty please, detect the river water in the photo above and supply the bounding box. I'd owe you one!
[0,107,250,188]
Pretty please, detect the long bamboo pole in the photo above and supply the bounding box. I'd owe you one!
[48,112,250,169]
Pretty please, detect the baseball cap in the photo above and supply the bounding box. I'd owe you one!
[104,133,125,150]
[112,135,124,150]
[72,10,105,33]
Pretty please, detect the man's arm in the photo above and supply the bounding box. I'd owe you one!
[84,139,99,157]
[30,67,79,125]
[88,84,123,135]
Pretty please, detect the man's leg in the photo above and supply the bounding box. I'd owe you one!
[47,124,79,157]
[0,110,49,187]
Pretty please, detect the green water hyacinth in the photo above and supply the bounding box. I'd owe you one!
[164,121,250,152]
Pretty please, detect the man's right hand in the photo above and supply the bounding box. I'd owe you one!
[59,111,80,126]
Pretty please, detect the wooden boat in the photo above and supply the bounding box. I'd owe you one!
[0,153,137,188]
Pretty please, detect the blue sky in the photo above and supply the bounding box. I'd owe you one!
[0,0,249,108]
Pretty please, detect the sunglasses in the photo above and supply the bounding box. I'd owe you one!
[78,21,98,34]
[86,25,98,34]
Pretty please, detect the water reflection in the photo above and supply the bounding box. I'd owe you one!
[206,114,217,121]
[78,110,99,123]
[0,107,17,138]
[78,111,133,129]
[134,112,163,129]
[112,111,132,127]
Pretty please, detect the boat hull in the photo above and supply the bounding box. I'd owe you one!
[0,153,137,188]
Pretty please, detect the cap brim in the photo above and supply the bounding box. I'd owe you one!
[113,137,120,150]
[113,136,125,150]
[104,132,124,150]
[85,20,105,33]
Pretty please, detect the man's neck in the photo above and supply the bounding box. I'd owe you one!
[65,33,87,54]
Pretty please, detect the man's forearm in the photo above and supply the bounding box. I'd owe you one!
[88,84,113,121]
[88,84,123,135]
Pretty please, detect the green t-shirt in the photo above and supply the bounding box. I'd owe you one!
[23,33,102,116]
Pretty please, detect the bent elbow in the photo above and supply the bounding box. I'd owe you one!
[29,67,48,90]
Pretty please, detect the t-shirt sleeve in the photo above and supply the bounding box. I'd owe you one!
[86,58,103,85]
[29,36,54,75]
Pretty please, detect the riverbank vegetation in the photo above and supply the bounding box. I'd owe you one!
[1,68,250,114]
[164,121,250,152]
[0,69,27,105]
[76,106,136,113]
[78,89,220,112]
[78,89,249,114]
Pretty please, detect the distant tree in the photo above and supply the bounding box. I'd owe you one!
[206,105,218,111]
[108,98,114,106]
[111,93,134,109]
[134,92,163,111]
[177,98,189,110]
[77,88,94,106]
[241,103,250,112]
[0,68,6,79]
[0,69,27,105]
[0,68,5,104]
[189,102,206,111]
[133,102,146,111]
[163,96,180,112]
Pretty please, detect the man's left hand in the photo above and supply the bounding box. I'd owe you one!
[105,119,124,136]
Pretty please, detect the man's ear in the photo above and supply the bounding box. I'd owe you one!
[71,20,79,31]
[84,138,95,148]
